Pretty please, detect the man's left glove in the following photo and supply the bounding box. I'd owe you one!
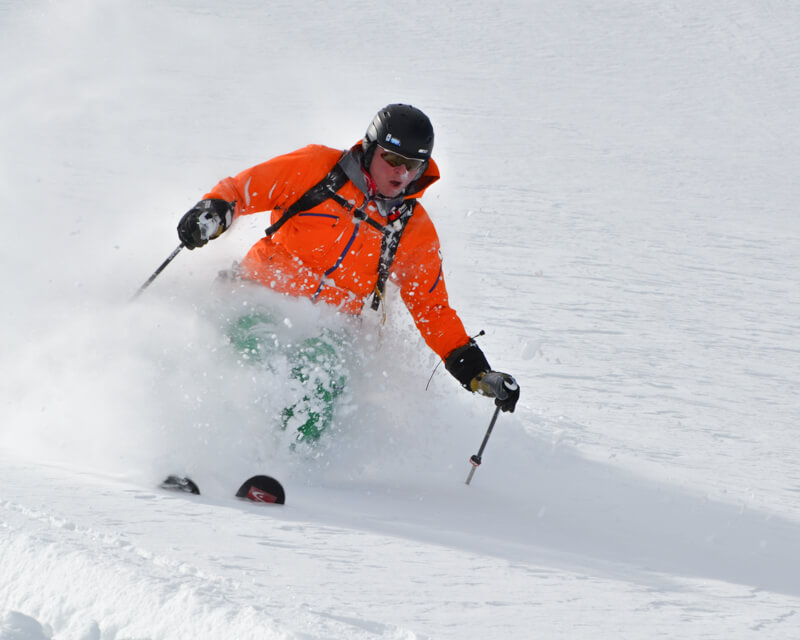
[470,371,520,413]
[177,199,234,249]
[444,340,520,413]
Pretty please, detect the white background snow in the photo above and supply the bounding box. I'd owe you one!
[2,1,800,638]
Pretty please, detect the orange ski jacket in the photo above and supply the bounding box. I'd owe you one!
[204,143,470,360]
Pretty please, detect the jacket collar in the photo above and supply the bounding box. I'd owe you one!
[340,142,439,208]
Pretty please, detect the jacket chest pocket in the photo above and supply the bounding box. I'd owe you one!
[287,211,348,262]
[288,201,384,280]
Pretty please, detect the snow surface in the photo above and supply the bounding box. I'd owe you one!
[2,1,800,638]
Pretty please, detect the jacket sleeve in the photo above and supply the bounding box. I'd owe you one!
[390,204,471,360]
[202,145,341,220]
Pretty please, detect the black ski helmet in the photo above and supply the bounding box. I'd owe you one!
[363,104,434,167]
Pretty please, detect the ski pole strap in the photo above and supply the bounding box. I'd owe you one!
[264,156,349,236]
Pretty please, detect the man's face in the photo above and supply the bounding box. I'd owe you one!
[369,147,425,198]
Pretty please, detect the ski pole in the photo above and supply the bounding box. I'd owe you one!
[465,405,502,485]
[131,243,184,300]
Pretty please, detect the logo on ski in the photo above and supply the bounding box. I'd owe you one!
[237,475,286,505]
[247,487,279,503]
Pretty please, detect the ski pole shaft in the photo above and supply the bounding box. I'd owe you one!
[465,405,501,485]
[131,243,184,300]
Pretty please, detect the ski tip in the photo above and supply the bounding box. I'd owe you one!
[160,475,201,495]
[236,475,285,505]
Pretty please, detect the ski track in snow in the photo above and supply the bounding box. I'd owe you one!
[2,1,800,638]
[2,459,799,640]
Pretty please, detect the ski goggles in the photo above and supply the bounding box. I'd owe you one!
[378,148,426,171]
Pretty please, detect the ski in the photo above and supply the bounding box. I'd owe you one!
[159,474,285,505]
[160,475,200,495]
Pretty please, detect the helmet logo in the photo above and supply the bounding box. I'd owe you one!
[384,133,402,147]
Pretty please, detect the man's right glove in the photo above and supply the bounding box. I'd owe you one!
[177,199,234,249]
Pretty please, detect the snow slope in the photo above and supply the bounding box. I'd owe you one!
[2,1,800,638]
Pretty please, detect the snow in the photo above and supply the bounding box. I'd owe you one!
[2,1,800,638]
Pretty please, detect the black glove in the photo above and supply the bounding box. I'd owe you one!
[444,340,520,413]
[177,199,233,249]
[470,371,520,413]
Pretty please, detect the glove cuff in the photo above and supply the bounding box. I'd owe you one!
[444,340,490,389]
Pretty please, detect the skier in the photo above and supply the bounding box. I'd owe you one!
[177,104,519,439]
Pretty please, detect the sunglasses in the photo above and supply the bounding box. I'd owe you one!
[379,148,426,171]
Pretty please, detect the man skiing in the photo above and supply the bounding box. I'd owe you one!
[177,104,519,439]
